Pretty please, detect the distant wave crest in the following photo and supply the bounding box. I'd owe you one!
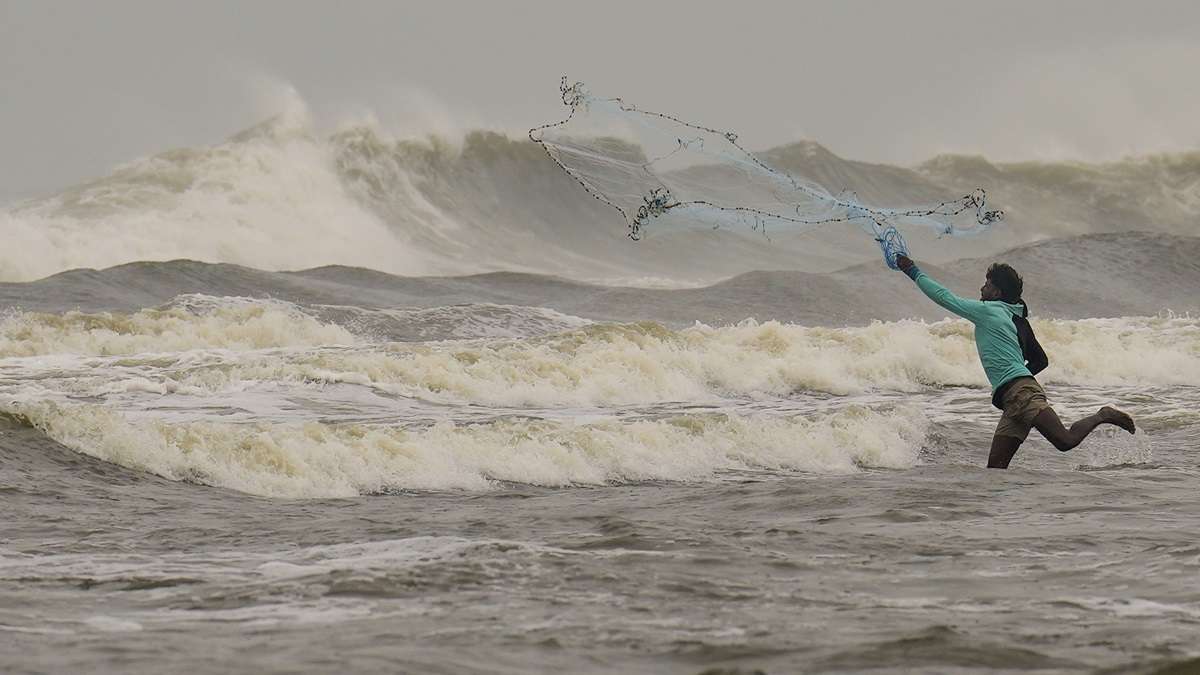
[2,113,1198,282]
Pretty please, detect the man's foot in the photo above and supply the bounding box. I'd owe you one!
[1100,406,1136,434]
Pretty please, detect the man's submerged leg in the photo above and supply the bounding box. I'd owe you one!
[988,435,1023,469]
[1033,406,1136,452]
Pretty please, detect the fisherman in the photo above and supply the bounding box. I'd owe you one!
[895,255,1135,468]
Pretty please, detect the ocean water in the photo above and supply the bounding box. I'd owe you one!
[1,119,1199,674]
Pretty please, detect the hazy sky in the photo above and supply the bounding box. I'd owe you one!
[3,0,1199,199]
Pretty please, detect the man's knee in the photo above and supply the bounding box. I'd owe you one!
[1032,408,1077,451]
[1049,435,1078,452]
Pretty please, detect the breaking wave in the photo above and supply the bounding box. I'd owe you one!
[6,301,1198,404]
[3,402,928,496]
[166,317,1199,406]
[0,295,358,357]
[0,116,441,282]
[2,103,1197,283]
[0,295,596,357]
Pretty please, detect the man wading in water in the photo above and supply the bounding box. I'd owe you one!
[895,255,1136,468]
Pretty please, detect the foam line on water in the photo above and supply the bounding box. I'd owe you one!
[4,310,1199,409]
[4,401,928,497]
[108,317,1200,406]
[0,295,359,357]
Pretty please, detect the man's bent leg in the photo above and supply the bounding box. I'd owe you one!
[1033,406,1130,452]
[988,435,1023,469]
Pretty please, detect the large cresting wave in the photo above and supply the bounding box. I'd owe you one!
[2,95,1198,283]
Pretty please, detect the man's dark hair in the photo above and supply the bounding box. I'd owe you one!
[987,263,1023,303]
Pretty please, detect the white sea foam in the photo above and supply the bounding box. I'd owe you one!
[5,401,927,497]
[1033,317,1200,386]
[1064,597,1200,619]
[119,317,1200,407]
[4,87,1196,285]
[5,312,1198,406]
[0,295,358,357]
[0,119,441,282]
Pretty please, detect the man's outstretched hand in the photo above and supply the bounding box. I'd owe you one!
[895,255,915,273]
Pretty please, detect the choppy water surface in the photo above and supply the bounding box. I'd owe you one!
[1,289,1198,674]
[3,90,1200,673]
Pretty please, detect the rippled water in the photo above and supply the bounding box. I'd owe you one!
[3,89,1199,672]
[3,399,1197,674]
[2,290,1198,673]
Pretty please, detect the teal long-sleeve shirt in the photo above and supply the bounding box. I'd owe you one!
[905,267,1031,392]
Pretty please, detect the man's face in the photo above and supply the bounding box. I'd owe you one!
[980,276,1003,301]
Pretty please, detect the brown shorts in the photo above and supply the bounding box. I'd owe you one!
[995,377,1051,441]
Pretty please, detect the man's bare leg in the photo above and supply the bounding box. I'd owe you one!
[988,435,1023,469]
[1033,406,1136,452]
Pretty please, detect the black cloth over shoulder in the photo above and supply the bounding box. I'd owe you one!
[992,300,1049,410]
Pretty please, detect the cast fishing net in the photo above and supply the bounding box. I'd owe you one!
[530,79,1003,269]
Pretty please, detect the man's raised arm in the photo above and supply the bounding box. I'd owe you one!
[895,255,989,323]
